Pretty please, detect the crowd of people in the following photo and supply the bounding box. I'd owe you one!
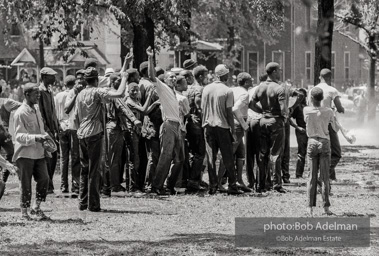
[0,46,346,220]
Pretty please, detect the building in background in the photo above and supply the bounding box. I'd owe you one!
[0,11,121,84]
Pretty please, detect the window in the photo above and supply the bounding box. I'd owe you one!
[305,51,311,81]
[272,51,285,79]
[306,6,311,30]
[331,51,336,81]
[344,52,350,80]
[248,51,259,82]
[10,23,20,36]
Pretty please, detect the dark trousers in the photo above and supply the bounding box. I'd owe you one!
[258,117,285,190]
[129,130,142,190]
[307,137,331,207]
[186,125,206,187]
[79,133,103,210]
[152,120,183,190]
[59,129,80,192]
[204,126,237,190]
[16,158,49,208]
[145,137,160,188]
[329,124,341,180]
[104,128,125,190]
[46,150,58,190]
[281,120,290,180]
[218,128,245,184]
[246,118,260,188]
[0,133,14,183]
[295,129,308,177]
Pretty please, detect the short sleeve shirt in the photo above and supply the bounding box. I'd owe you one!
[231,86,249,118]
[312,83,339,109]
[303,106,334,139]
[201,81,234,129]
[76,87,111,139]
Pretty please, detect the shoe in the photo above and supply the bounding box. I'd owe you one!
[283,178,291,184]
[112,185,126,192]
[274,187,287,193]
[217,185,228,193]
[247,183,255,189]
[101,193,111,198]
[256,188,267,193]
[323,207,334,215]
[30,209,50,220]
[200,181,209,188]
[88,208,101,212]
[237,183,252,193]
[227,187,244,195]
[149,187,167,196]
[79,204,88,211]
[208,188,218,195]
[21,213,32,221]
[166,187,176,195]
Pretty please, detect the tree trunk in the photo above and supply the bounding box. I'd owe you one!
[314,0,334,85]
[132,14,155,70]
[367,57,377,120]
[226,26,235,86]
[39,36,44,68]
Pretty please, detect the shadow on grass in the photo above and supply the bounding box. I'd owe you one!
[0,207,21,212]
[0,232,346,256]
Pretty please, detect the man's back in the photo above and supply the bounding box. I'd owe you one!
[314,83,339,109]
[253,80,285,117]
[201,81,233,129]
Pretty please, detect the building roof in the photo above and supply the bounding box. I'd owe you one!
[11,45,110,67]
[192,40,223,51]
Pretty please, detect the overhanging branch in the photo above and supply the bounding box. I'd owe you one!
[335,13,371,36]
[336,30,370,52]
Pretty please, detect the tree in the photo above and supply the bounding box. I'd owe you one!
[335,0,379,120]
[313,0,335,85]
[0,0,125,65]
[191,0,287,84]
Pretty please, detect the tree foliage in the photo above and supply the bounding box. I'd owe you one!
[191,0,287,67]
[335,0,379,120]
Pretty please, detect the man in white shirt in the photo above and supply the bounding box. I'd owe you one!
[55,75,79,194]
[147,46,183,195]
[310,69,344,181]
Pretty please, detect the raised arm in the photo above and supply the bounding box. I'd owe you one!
[147,46,157,83]
[106,52,133,98]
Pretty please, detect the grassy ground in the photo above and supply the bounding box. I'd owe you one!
[0,145,378,256]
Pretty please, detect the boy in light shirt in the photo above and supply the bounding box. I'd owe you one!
[303,87,334,216]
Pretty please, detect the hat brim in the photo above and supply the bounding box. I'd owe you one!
[184,62,197,69]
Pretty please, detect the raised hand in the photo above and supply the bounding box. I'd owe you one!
[146,46,154,57]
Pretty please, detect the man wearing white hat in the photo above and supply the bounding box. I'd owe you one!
[201,64,243,195]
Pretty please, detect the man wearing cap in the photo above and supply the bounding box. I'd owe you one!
[147,46,183,195]
[201,64,243,195]
[55,75,80,194]
[183,59,198,71]
[84,58,110,88]
[13,83,51,220]
[249,62,287,193]
[310,69,344,182]
[0,86,22,184]
[39,67,60,194]
[138,61,163,190]
[75,53,132,211]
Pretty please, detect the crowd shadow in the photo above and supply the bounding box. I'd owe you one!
[0,232,352,255]
[0,207,21,212]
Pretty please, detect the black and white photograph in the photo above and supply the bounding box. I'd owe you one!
[0,0,378,255]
